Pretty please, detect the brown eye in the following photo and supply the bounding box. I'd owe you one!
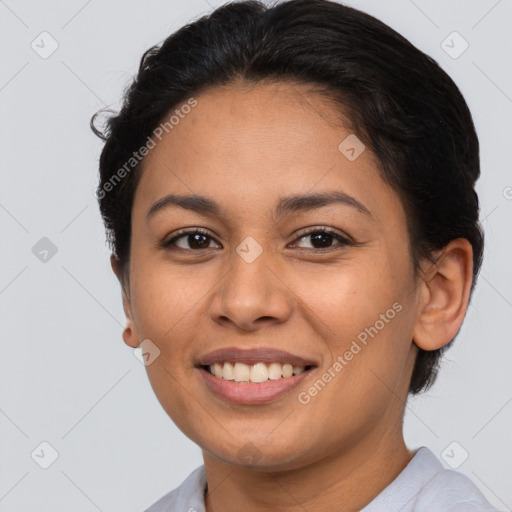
[290,228,352,251]
[163,229,220,251]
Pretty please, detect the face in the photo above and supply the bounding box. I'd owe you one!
[121,81,422,470]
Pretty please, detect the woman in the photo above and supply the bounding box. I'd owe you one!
[91,0,497,510]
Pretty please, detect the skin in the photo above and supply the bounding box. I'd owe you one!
[111,81,474,512]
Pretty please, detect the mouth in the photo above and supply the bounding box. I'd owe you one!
[195,347,318,404]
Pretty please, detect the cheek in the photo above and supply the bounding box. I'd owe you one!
[129,255,211,343]
[293,253,411,340]
[291,252,416,397]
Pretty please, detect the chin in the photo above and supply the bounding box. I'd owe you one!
[200,434,318,472]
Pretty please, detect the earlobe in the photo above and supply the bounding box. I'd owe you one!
[413,239,474,352]
[110,254,140,349]
[122,325,139,349]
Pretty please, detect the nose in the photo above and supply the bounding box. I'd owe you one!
[208,244,293,332]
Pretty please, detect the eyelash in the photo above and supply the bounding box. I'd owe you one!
[162,226,353,252]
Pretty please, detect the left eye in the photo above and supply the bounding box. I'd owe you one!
[290,229,352,250]
[163,228,352,251]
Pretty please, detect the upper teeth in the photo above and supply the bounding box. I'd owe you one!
[209,362,306,382]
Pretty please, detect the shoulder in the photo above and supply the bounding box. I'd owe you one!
[143,465,207,512]
[415,459,498,512]
[362,447,499,512]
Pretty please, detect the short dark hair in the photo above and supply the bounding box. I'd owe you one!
[91,0,484,395]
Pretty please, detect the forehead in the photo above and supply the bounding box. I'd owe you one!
[133,81,399,224]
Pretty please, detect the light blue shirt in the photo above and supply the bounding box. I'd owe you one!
[144,446,499,511]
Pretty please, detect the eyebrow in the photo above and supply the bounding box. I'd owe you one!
[146,191,372,224]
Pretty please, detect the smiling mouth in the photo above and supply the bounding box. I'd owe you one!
[201,361,316,383]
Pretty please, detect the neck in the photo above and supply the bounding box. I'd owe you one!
[203,429,414,512]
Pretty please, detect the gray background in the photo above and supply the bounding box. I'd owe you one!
[1,0,511,510]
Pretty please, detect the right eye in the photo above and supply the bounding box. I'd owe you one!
[162,228,222,251]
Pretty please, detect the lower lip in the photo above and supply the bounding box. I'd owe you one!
[198,366,313,405]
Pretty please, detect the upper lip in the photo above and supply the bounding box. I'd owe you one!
[196,347,317,368]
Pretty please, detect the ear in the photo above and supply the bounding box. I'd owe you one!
[110,254,140,349]
[413,238,474,351]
